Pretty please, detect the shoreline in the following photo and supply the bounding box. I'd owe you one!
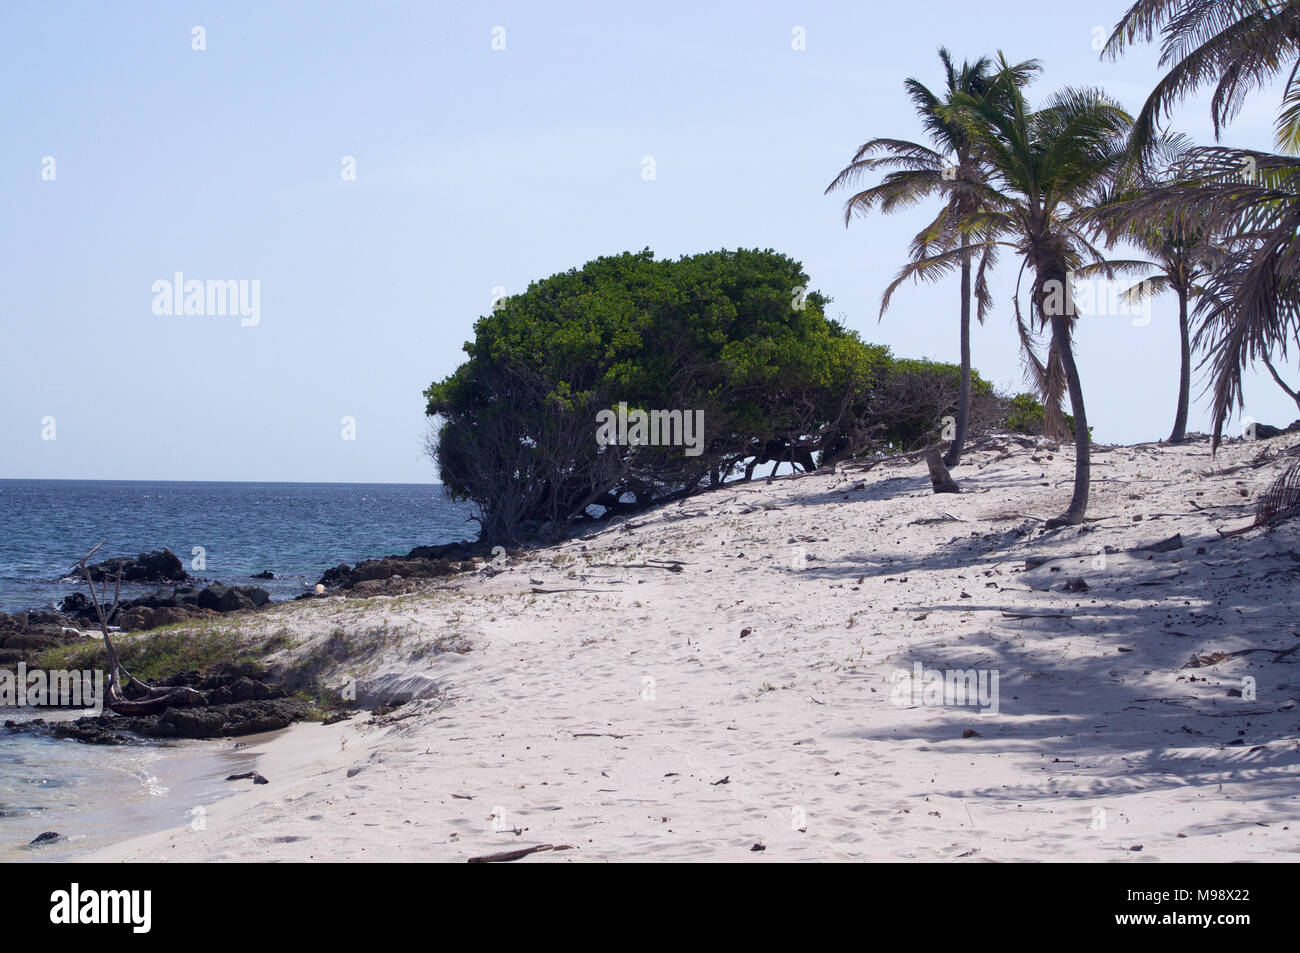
[5,723,280,862]
[71,434,1300,862]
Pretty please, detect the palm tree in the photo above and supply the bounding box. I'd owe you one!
[1099,146,1300,445]
[1120,229,1219,442]
[1103,0,1300,153]
[1092,135,1224,443]
[825,50,1040,467]
[1103,2,1300,445]
[934,61,1134,525]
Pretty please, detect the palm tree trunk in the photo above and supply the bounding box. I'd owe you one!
[1048,310,1090,526]
[1169,286,1190,443]
[943,254,972,468]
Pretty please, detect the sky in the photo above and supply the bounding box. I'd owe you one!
[1,0,1296,483]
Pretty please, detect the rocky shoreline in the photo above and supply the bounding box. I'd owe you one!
[0,538,491,743]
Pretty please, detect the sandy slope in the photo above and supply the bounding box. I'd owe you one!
[89,435,1300,862]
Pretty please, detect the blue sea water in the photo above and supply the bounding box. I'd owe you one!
[0,479,477,613]
[0,479,476,859]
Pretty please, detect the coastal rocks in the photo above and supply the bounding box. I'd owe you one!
[115,605,190,632]
[403,539,484,562]
[313,541,492,594]
[131,698,309,739]
[317,555,482,592]
[196,583,269,613]
[46,721,135,745]
[1250,419,1300,439]
[318,564,353,588]
[55,698,309,742]
[85,549,190,584]
[0,612,91,665]
[50,668,310,742]
[59,583,273,632]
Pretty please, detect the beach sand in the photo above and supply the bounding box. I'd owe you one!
[88,435,1300,862]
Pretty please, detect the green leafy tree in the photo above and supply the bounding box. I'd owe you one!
[425,249,890,542]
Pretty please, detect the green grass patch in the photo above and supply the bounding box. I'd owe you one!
[37,624,271,683]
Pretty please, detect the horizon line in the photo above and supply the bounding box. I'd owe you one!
[0,476,445,487]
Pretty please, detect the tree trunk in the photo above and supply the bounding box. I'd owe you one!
[1169,286,1190,443]
[1047,310,1090,526]
[943,254,973,468]
[925,447,961,494]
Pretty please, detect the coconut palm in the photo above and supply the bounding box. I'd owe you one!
[1103,0,1300,153]
[1099,146,1300,445]
[825,50,1040,467]
[1092,135,1225,443]
[1103,2,1300,444]
[1117,229,1220,442]
[929,60,1133,525]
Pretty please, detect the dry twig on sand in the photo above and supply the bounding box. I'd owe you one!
[466,844,574,864]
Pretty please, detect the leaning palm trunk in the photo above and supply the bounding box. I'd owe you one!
[1046,311,1092,525]
[1170,287,1191,443]
[1034,263,1091,526]
[944,253,973,467]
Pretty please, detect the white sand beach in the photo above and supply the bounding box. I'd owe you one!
[88,435,1300,862]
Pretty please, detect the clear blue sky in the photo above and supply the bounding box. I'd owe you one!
[2,0,1294,482]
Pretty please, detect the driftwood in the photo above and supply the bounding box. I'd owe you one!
[925,448,961,494]
[74,542,205,716]
[466,844,574,864]
[226,771,269,784]
[529,587,618,594]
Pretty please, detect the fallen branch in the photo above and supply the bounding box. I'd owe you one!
[225,771,269,784]
[529,587,618,594]
[467,844,574,864]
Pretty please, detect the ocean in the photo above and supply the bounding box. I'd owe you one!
[0,479,476,613]
[0,479,475,859]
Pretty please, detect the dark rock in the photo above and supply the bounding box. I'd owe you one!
[140,698,308,738]
[250,570,275,580]
[196,583,265,614]
[59,697,309,741]
[29,832,61,845]
[0,611,90,665]
[86,549,189,584]
[318,564,353,588]
[403,540,483,562]
[58,593,91,615]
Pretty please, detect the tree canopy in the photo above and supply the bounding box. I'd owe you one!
[425,248,1011,542]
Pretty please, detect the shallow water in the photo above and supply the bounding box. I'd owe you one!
[0,711,273,861]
